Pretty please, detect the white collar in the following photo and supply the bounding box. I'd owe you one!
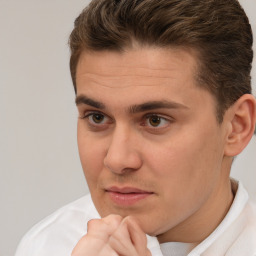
[160,242,197,256]
[188,180,248,255]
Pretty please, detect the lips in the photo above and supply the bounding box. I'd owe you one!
[105,186,154,206]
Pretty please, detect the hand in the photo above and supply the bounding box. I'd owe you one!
[71,214,152,256]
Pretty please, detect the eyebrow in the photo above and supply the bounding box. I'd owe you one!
[75,94,189,113]
[75,95,105,109]
[129,101,189,113]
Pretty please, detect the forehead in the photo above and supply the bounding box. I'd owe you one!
[75,47,216,114]
[76,47,199,89]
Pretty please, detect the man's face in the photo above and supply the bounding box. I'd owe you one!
[76,47,229,241]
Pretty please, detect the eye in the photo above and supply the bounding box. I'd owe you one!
[80,112,112,127]
[89,113,105,124]
[145,115,170,128]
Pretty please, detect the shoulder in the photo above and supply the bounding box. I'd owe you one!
[241,199,256,235]
[191,181,256,255]
[15,194,99,256]
[218,194,256,256]
[224,199,256,256]
[223,183,256,255]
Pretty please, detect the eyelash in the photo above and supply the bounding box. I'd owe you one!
[79,112,111,129]
[141,114,170,128]
[80,111,172,131]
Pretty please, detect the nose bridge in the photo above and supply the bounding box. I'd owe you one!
[104,124,142,173]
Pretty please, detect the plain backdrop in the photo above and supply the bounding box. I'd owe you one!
[0,1,255,255]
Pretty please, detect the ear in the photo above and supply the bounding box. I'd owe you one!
[224,94,256,157]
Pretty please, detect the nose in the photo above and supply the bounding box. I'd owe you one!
[103,125,142,174]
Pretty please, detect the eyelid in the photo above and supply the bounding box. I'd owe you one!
[144,113,173,122]
[79,110,114,128]
[142,113,173,128]
[79,110,105,119]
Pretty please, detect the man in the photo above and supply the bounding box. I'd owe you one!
[16,0,256,255]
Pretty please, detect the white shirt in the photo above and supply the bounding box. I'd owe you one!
[160,242,197,256]
[15,181,256,256]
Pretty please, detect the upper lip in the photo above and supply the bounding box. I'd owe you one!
[105,186,153,194]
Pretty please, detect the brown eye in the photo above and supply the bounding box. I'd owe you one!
[145,115,170,128]
[91,114,105,124]
[149,116,161,127]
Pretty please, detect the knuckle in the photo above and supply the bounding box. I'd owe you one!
[122,215,140,229]
[123,215,135,223]
[87,218,99,230]
[104,214,123,227]
[107,214,123,222]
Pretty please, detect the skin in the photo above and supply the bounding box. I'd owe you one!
[72,215,151,256]
[72,47,256,254]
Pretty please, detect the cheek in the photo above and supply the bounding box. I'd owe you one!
[139,137,222,234]
[146,129,223,198]
[77,127,106,183]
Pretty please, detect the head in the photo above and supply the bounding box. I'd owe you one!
[70,0,253,122]
[69,0,256,242]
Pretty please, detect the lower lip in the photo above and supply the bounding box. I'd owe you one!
[106,191,153,206]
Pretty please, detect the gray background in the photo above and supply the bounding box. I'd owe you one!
[0,1,255,255]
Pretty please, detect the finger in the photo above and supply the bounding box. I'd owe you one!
[87,219,110,242]
[87,215,122,241]
[123,216,149,256]
[102,214,123,230]
[72,236,119,256]
[71,235,103,256]
[108,220,138,256]
[99,244,119,256]
[72,215,123,256]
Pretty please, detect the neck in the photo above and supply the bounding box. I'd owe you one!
[157,158,234,244]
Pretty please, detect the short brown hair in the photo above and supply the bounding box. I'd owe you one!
[69,0,253,122]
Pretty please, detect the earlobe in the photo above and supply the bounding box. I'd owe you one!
[224,94,256,157]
